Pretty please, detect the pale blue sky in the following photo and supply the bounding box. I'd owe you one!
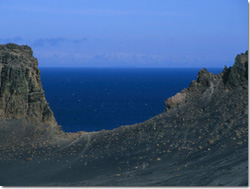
[0,0,248,67]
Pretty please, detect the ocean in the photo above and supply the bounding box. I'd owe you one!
[40,67,222,132]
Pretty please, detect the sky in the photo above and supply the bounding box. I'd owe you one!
[0,0,248,68]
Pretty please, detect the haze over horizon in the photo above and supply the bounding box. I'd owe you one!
[0,0,247,68]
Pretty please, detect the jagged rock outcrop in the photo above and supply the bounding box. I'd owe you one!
[0,43,57,126]
[165,50,248,111]
[222,51,248,89]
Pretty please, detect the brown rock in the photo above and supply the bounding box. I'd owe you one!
[0,43,57,126]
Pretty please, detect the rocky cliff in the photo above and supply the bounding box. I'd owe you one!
[165,50,248,111]
[0,43,57,126]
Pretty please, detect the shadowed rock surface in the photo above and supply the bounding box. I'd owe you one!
[0,44,248,186]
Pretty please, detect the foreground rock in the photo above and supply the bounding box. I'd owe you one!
[0,43,56,126]
[0,45,248,186]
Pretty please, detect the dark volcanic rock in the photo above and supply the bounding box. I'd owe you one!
[223,50,248,89]
[165,50,248,112]
[0,45,248,186]
[0,43,57,126]
[197,68,214,87]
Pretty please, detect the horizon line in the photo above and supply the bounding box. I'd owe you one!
[38,66,224,69]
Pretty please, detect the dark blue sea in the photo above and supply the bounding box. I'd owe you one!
[40,67,222,132]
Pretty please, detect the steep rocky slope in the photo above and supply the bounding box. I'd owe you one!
[165,51,248,113]
[0,45,248,186]
[0,43,56,125]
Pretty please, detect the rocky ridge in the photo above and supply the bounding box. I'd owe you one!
[165,50,248,111]
[0,43,57,126]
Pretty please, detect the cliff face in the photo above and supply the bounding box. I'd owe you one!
[0,43,57,126]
